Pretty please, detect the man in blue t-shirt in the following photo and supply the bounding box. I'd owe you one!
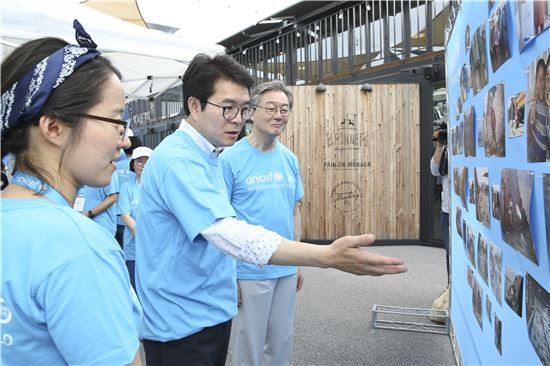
[135,53,407,366]
[220,80,304,366]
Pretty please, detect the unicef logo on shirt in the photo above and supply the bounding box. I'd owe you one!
[0,298,13,324]
[245,171,283,185]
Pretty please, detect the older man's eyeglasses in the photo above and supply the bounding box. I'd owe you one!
[73,113,131,137]
[206,101,255,121]
[254,104,291,117]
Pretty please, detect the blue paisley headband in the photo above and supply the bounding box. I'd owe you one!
[1,20,100,136]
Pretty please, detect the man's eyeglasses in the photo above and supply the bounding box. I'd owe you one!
[254,105,291,117]
[206,101,255,121]
[72,113,131,138]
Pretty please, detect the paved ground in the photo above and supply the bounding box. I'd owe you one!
[288,245,456,366]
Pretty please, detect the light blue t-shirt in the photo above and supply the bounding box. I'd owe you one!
[79,172,119,235]
[118,177,141,260]
[135,130,237,342]
[220,138,304,280]
[1,196,141,364]
[115,158,135,226]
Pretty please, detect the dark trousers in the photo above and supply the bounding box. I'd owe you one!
[143,320,232,366]
[115,224,125,249]
[126,260,136,290]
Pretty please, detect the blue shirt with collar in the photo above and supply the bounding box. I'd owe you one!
[135,127,237,342]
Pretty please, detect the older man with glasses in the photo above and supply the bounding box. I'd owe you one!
[220,80,303,366]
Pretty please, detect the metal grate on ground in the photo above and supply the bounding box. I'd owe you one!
[372,304,449,335]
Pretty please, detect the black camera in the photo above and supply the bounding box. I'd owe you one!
[432,121,448,143]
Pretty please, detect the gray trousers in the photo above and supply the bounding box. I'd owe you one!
[230,274,298,366]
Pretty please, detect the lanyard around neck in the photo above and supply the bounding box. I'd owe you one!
[11,171,71,207]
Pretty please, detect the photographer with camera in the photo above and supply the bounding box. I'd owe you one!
[431,122,449,282]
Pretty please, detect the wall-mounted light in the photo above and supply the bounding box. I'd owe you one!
[275,38,280,44]
[316,83,327,92]
[360,83,373,92]
[296,32,300,38]
[242,49,247,55]
[367,5,371,11]
[338,12,343,20]
[259,44,263,50]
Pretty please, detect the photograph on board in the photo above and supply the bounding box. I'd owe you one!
[467,265,474,289]
[491,184,501,220]
[515,0,535,51]
[457,121,464,155]
[473,276,483,330]
[452,126,458,155]
[478,116,485,147]
[456,206,463,238]
[486,295,492,324]
[464,106,476,157]
[534,0,550,35]
[470,22,489,94]
[465,24,471,51]
[504,266,523,317]
[544,174,550,265]
[475,167,491,228]
[467,222,476,268]
[489,0,511,72]
[526,273,550,366]
[526,49,550,163]
[507,92,526,137]
[454,166,468,210]
[469,179,476,205]
[477,233,489,286]
[484,83,506,157]
[501,168,537,264]
[460,64,469,103]
[495,315,502,355]
[489,241,502,305]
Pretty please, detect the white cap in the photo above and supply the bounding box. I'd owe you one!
[131,146,153,160]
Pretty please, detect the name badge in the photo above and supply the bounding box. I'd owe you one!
[73,196,86,211]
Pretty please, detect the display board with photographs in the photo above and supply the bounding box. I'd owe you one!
[447,1,549,365]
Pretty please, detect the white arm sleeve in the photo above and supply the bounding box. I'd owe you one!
[201,217,283,267]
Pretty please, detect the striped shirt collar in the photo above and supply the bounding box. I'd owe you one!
[178,119,224,158]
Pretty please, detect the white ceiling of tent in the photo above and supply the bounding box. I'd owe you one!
[1,0,224,101]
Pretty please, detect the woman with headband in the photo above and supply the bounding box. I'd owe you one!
[0,21,141,364]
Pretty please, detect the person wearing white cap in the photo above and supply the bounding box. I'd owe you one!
[114,135,143,247]
[118,146,152,288]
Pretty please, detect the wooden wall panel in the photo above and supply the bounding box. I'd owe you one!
[280,84,420,240]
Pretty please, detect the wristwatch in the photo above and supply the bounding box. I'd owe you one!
[88,210,95,218]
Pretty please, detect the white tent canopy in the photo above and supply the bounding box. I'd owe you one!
[1,0,225,100]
